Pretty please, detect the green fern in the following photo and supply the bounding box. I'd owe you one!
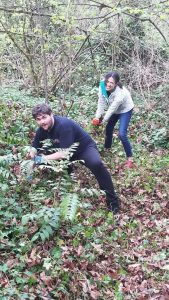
[28,188,49,206]
[22,206,61,242]
[60,193,79,222]
[20,159,34,179]
[80,187,105,198]
[0,154,18,190]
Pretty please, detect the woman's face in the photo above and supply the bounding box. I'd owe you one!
[106,76,116,91]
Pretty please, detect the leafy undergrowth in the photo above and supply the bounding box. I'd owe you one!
[0,100,169,300]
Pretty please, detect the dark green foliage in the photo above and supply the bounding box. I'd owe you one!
[0,2,168,297]
[133,85,169,149]
[0,90,169,299]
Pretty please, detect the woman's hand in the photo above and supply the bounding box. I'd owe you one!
[91,118,102,126]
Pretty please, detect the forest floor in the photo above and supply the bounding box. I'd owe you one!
[0,96,169,300]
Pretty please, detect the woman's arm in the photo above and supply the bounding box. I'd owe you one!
[95,86,106,119]
[102,90,124,123]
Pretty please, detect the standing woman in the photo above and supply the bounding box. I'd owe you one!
[92,71,134,168]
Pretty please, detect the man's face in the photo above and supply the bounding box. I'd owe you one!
[106,77,116,91]
[35,113,54,131]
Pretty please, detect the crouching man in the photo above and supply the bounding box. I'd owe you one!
[29,103,120,214]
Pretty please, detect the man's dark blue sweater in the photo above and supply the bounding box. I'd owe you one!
[32,115,119,213]
[33,116,95,154]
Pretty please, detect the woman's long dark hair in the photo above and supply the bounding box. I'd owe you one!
[105,71,123,89]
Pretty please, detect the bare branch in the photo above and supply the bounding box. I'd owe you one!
[0,29,36,38]
[123,12,168,44]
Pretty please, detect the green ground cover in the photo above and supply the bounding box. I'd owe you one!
[0,89,169,300]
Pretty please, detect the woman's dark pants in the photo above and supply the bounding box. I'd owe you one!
[105,109,133,157]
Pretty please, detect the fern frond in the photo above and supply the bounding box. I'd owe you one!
[60,193,79,222]
[0,154,16,166]
[28,188,48,206]
[80,188,105,198]
[20,159,34,177]
[22,206,61,242]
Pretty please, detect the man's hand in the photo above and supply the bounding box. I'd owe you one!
[34,155,46,164]
[43,151,68,161]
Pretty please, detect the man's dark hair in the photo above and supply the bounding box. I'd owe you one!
[32,103,52,119]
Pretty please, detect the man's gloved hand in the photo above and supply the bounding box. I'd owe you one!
[91,118,102,126]
[34,155,46,165]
